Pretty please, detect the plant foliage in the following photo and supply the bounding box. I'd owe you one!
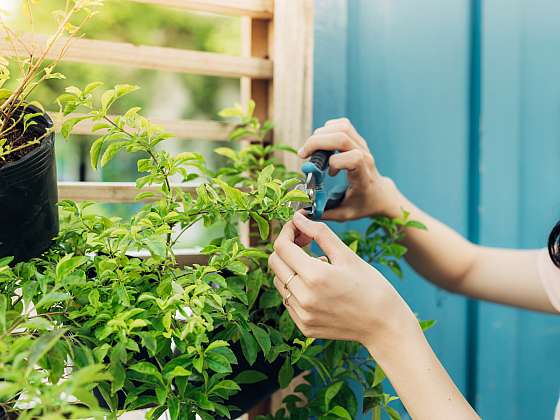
[0,4,429,419]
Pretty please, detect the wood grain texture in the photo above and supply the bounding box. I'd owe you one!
[0,33,273,79]
[52,113,234,140]
[58,182,196,203]
[129,0,273,19]
[272,0,314,172]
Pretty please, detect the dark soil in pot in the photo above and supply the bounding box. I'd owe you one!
[0,106,59,262]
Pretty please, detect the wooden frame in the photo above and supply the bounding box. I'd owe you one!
[39,1,314,417]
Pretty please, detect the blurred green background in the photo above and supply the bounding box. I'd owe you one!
[4,0,243,247]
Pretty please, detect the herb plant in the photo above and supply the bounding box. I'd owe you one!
[0,92,427,420]
[0,0,102,165]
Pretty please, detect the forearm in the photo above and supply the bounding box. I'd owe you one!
[366,315,479,420]
[382,180,556,312]
[383,179,478,291]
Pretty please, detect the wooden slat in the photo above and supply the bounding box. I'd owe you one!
[0,33,273,79]
[129,0,273,19]
[52,113,234,140]
[58,182,196,203]
[273,0,314,172]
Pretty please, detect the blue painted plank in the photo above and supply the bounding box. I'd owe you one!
[477,1,560,419]
[343,1,471,417]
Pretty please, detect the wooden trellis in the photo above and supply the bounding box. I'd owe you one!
[1,0,314,417]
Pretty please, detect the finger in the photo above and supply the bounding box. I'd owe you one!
[322,205,356,221]
[292,212,353,263]
[273,276,307,320]
[298,133,356,158]
[273,220,323,274]
[268,252,310,295]
[328,149,371,176]
[294,210,313,247]
[315,120,368,150]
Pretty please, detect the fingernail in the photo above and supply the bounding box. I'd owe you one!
[297,147,305,157]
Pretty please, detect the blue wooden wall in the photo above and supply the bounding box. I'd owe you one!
[314,1,560,419]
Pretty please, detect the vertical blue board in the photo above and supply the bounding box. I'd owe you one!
[477,0,560,419]
[345,0,471,405]
[315,0,471,417]
[314,1,560,418]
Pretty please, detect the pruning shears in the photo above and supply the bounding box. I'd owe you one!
[293,150,348,220]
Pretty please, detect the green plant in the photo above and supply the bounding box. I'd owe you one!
[0,0,102,165]
[0,89,428,420]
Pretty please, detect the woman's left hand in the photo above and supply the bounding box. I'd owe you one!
[268,212,417,350]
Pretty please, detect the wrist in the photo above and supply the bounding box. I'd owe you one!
[362,307,423,362]
[377,176,407,219]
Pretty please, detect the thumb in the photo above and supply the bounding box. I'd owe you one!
[292,212,353,263]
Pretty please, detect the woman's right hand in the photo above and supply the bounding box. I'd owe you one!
[299,118,401,220]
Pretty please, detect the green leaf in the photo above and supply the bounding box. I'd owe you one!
[145,236,167,258]
[90,137,105,169]
[0,382,21,400]
[0,256,13,267]
[100,141,127,168]
[419,319,437,332]
[61,115,88,139]
[27,329,67,370]
[0,295,6,334]
[110,362,126,394]
[206,352,232,374]
[165,366,192,381]
[278,356,294,388]
[282,189,311,203]
[405,220,427,230]
[259,289,282,309]
[233,370,267,385]
[56,255,88,281]
[251,212,270,240]
[249,323,271,356]
[372,364,386,387]
[214,147,237,161]
[238,325,258,366]
[279,310,295,341]
[210,379,241,393]
[385,406,401,420]
[129,361,164,385]
[0,88,13,101]
[328,406,353,420]
[101,89,116,112]
[21,317,53,331]
[84,81,104,95]
[36,292,72,310]
[324,381,344,409]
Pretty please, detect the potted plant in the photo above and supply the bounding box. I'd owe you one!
[0,0,102,262]
[0,4,432,420]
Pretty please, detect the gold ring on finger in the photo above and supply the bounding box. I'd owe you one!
[284,291,293,307]
[285,272,297,290]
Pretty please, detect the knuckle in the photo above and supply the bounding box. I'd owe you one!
[299,294,317,311]
[315,222,329,237]
[308,271,325,286]
[339,133,353,149]
[273,240,283,253]
[301,312,317,327]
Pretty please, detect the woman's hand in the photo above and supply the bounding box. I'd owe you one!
[269,213,480,420]
[268,212,418,350]
[299,118,401,220]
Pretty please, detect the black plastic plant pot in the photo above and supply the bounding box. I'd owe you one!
[220,344,286,419]
[0,106,59,262]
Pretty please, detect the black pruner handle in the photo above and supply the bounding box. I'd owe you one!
[309,150,335,172]
[325,183,348,211]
